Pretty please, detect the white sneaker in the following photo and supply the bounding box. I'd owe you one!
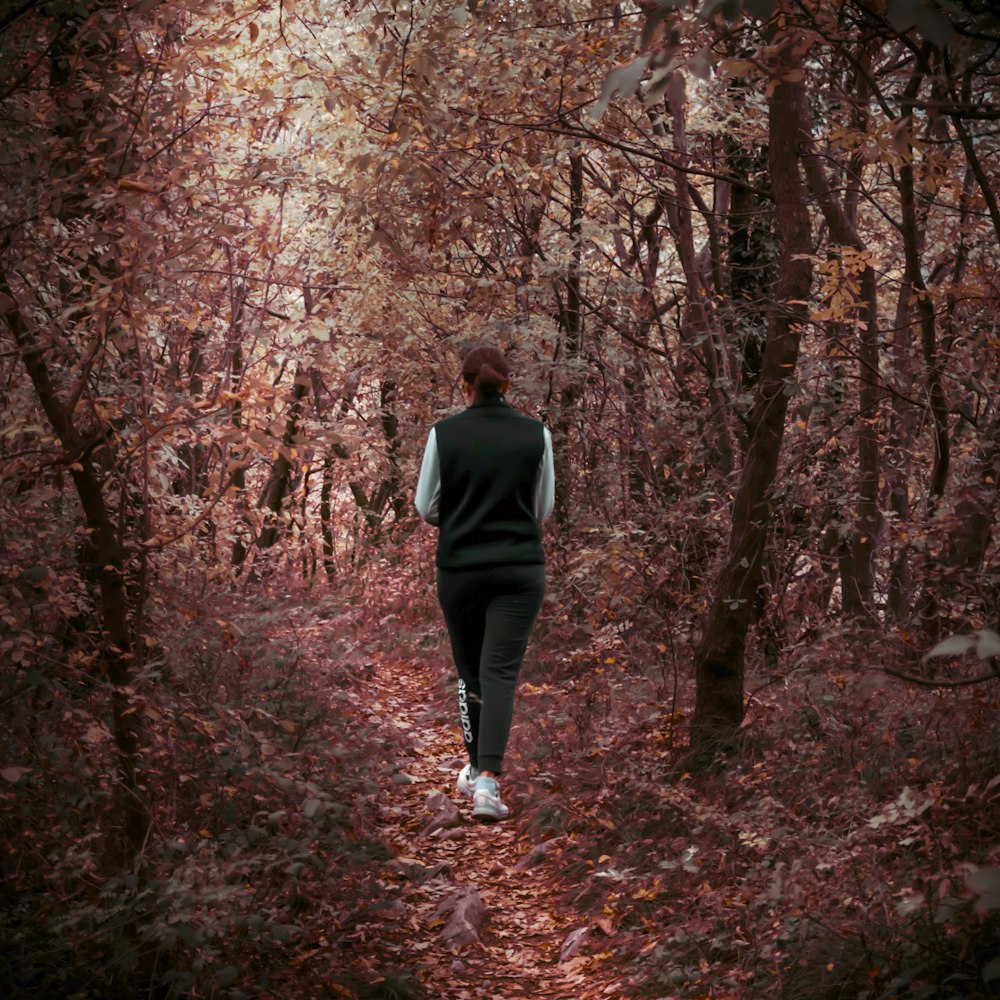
[471,775,509,822]
[456,763,479,798]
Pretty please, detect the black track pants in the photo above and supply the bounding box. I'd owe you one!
[436,564,545,775]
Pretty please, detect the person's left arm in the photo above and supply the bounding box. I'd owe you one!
[533,426,555,522]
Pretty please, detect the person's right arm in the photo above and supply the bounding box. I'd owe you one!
[414,428,441,525]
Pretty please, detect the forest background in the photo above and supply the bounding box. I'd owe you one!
[1,0,998,997]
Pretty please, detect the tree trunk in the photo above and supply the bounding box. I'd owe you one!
[3,288,148,860]
[1,8,151,861]
[364,378,406,541]
[228,280,252,568]
[726,141,774,394]
[886,283,917,620]
[552,150,585,527]
[899,93,949,516]
[846,264,881,621]
[320,454,336,578]
[920,415,1000,635]
[257,374,309,551]
[690,58,812,758]
[795,88,882,623]
[664,81,735,477]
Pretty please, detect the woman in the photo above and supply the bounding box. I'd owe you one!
[415,345,554,822]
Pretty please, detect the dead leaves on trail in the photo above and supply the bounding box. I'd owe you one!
[420,790,462,838]
[342,646,627,1000]
[431,886,486,949]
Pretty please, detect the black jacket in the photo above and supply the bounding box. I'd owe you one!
[419,396,549,569]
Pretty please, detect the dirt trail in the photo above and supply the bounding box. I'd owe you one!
[346,653,622,1000]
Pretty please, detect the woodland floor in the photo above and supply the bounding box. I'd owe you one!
[337,648,623,1000]
[5,586,997,1000]
[282,585,1000,1000]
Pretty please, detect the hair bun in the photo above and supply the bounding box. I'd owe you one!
[461,345,510,397]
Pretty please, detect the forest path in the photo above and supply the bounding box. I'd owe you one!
[346,648,622,1000]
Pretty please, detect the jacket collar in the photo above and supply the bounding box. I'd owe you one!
[469,394,508,409]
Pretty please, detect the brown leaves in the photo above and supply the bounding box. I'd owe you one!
[430,885,486,949]
[420,789,462,837]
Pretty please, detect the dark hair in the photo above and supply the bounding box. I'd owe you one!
[461,345,510,398]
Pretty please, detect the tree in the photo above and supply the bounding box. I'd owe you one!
[690,21,813,755]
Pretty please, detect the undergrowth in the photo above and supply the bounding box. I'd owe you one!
[3,550,998,1000]
[0,582,417,999]
[507,592,1000,1000]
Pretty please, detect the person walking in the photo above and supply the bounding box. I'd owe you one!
[415,345,555,822]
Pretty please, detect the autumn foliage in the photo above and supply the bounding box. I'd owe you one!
[1,0,998,997]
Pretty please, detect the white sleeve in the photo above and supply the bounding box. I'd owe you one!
[414,428,441,525]
[533,426,555,522]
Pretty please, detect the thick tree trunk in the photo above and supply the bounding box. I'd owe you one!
[1,8,151,861]
[899,157,949,518]
[690,62,812,758]
[3,288,148,860]
[845,264,881,620]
